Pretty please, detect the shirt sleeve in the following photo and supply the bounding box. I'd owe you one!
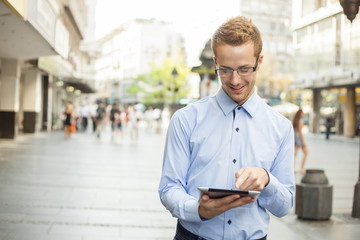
[158,110,202,223]
[258,121,295,217]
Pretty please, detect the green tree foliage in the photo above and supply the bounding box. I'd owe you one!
[127,58,190,105]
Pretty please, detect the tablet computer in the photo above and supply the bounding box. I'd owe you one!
[198,187,260,199]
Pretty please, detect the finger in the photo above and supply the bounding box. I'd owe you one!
[241,173,262,190]
[243,181,260,191]
[235,168,245,179]
[227,196,254,209]
[213,194,241,206]
[235,169,250,189]
[202,194,210,201]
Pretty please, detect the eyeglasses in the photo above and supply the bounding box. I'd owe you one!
[215,58,259,79]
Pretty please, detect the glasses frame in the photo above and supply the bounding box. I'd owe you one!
[215,57,259,78]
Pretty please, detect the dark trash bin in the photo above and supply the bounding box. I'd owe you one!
[295,169,333,220]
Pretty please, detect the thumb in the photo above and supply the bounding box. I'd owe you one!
[202,194,210,201]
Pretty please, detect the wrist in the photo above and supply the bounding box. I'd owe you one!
[263,168,270,187]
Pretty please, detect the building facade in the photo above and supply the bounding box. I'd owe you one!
[292,0,359,137]
[0,0,94,138]
[92,18,186,106]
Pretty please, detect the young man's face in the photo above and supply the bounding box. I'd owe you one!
[214,42,262,105]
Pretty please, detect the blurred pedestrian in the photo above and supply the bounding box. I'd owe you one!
[96,102,106,138]
[89,101,98,133]
[159,16,294,240]
[127,105,142,142]
[144,106,155,132]
[153,107,162,134]
[110,103,119,139]
[74,104,81,131]
[113,109,124,143]
[80,103,89,132]
[293,109,308,174]
[63,101,75,139]
[161,107,170,130]
[325,116,333,140]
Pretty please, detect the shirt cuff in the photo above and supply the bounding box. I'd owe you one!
[184,198,202,222]
[260,171,278,198]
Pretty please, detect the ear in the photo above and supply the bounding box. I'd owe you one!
[213,56,217,66]
[258,55,264,64]
[257,55,264,70]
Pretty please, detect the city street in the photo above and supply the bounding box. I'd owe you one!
[0,124,359,240]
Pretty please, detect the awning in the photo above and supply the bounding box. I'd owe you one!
[64,80,97,94]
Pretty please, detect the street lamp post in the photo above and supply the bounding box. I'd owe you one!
[171,68,179,103]
[352,137,360,218]
[339,0,360,218]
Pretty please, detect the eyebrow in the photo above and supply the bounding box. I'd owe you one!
[219,64,252,70]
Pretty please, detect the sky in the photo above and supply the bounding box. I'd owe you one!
[95,0,240,66]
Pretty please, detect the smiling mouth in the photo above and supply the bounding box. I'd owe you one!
[230,85,245,93]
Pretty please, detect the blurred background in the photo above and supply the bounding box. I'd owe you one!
[0,0,359,138]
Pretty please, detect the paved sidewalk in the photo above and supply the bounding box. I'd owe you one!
[0,126,176,240]
[0,126,359,240]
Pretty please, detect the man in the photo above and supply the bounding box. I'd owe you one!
[159,16,295,240]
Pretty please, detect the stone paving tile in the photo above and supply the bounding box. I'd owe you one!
[119,226,176,240]
[3,231,82,240]
[4,232,48,240]
[0,222,51,238]
[49,224,120,237]
[0,232,8,240]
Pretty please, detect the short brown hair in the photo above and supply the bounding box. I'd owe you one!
[211,16,262,59]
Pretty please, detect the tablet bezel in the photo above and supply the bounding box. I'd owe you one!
[198,187,260,199]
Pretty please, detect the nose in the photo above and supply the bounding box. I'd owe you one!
[230,70,242,84]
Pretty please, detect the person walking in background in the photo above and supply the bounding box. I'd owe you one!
[293,109,308,174]
[153,107,162,134]
[63,101,74,139]
[73,104,81,131]
[80,103,89,132]
[127,105,142,142]
[160,107,170,130]
[159,16,294,240]
[110,103,119,140]
[95,102,106,138]
[89,101,98,133]
[144,106,155,132]
[325,115,333,140]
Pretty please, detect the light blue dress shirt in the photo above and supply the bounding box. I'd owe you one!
[159,88,295,240]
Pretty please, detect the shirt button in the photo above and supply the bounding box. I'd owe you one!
[233,159,236,164]
[228,219,232,225]
[235,128,239,132]
[237,106,241,110]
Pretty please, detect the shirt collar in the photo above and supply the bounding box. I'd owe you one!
[216,87,260,118]
[216,88,238,116]
[241,88,260,118]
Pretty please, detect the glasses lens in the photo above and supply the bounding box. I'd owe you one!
[218,69,232,79]
[237,68,251,75]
